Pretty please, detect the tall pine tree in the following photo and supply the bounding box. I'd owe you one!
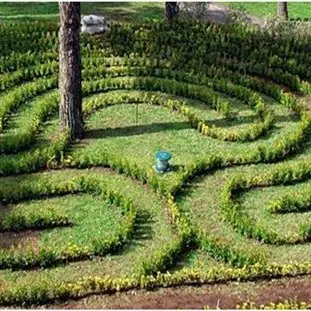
[59,2,84,140]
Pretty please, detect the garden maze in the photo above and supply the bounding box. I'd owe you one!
[1,20,311,306]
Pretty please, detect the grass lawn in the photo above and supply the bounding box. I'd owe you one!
[227,2,311,20]
[0,2,164,22]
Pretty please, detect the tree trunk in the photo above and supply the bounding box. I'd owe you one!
[59,2,83,140]
[278,1,288,20]
[165,2,179,21]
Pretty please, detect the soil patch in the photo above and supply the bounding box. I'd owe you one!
[0,230,39,250]
[51,276,311,309]
[0,203,40,251]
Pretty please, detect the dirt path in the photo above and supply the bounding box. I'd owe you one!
[200,3,267,28]
[50,276,311,309]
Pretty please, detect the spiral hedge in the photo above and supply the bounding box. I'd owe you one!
[0,19,311,306]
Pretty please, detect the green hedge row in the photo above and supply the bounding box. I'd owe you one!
[135,194,196,275]
[0,206,72,233]
[0,92,59,153]
[1,53,300,117]
[0,77,57,132]
[0,51,306,122]
[0,61,58,92]
[200,234,263,268]
[0,131,69,176]
[2,19,309,59]
[236,299,311,310]
[0,21,58,38]
[3,261,311,306]
[195,53,311,95]
[107,21,311,79]
[221,184,300,245]
[1,20,310,95]
[168,112,310,213]
[268,187,311,214]
[2,20,311,85]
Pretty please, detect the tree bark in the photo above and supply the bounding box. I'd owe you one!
[278,1,288,20]
[165,2,179,21]
[59,2,83,140]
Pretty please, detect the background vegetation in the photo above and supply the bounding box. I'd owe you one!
[227,2,311,20]
[0,2,164,22]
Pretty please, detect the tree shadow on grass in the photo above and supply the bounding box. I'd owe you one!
[205,113,297,129]
[1,2,164,22]
[82,113,299,142]
[132,210,155,245]
[84,121,191,139]
[115,210,155,255]
[205,115,258,128]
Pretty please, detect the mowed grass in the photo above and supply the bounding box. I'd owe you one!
[0,2,164,22]
[227,2,311,20]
